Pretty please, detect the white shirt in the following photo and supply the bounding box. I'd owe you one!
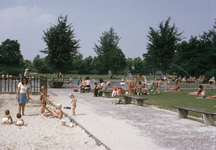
[18,82,29,93]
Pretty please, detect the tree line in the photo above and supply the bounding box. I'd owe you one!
[0,16,215,80]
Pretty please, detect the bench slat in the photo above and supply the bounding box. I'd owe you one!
[124,95,148,100]
[172,106,216,115]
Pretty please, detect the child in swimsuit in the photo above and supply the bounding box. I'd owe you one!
[39,86,47,101]
[49,104,63,119]
[40,101,53,117]
[15,113,27,126]
[69,93,77,116]
[2,110,13,126]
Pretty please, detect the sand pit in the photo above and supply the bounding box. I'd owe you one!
[0,94,105,150]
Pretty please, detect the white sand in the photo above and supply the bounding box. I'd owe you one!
[0,94,105,150]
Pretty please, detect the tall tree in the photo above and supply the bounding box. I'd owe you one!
[41,15,80,78]
[0,39,23,68]
[143,17,183,74]
[94,27,126,74]
[73,54,86,74]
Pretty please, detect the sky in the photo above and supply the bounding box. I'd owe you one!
[0,0,215,61]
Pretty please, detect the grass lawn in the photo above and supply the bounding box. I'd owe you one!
[116,89,216,118]
[142,89,216,118]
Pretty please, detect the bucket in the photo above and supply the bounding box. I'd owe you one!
[61,120,66,126]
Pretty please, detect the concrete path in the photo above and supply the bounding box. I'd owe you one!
[48,88,216,150]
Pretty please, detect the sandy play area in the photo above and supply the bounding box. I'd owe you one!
[0,94,105,150]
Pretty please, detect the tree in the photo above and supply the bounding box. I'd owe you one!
[23,59,34,72]
[73,54,86,74]
[94,27,126,74]
[133,57,143,74]
[41,15,80,78]
[0,39,23,68]
[143,17,183,75]
[83,56,93,71]
[126,58,133,73]
[0,39,23,75]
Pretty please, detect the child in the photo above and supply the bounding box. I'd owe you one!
[49,104,63,119]
[15,113,27,126]
[151,82,160,94]
[40,101,53,117]
[39,86,47,101]
[69,93,77,116]
[93,82,99,97]
[2,110,13,126]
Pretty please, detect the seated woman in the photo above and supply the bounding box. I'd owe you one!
[127,80,132,95]
[79,77,86,89]
[39,86,47,101]
[172,82,180,92]
[178,75,182,83]
[85,76,90,88]
[136,81,142,92]
[182,76,187,83]
[189,85,203,96]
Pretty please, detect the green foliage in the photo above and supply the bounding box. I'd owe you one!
[32,55,53,73]
[73,54,86,73]
[133,57,143,74]
[94,27,126,73]
[205,69,216,80]
[83,56,93,71]
[143,17,183,73]
[0,39,24,75]
[41,15,80,76]
[23,59,35,72]
[172,22,216,78]
[0,39,23,68]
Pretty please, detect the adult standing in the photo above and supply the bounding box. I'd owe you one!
[24,69,29,77]
[16,77,29,116]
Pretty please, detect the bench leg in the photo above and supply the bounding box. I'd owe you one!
[136,100,144,106]
[202,114,215,126]
[177,109,188,118]
[104,93,111,98]
[124,97,132,104]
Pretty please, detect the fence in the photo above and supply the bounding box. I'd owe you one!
[0,76,47,94]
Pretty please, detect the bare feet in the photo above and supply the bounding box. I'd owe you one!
[22,114,26,116]
[71,115,75,116]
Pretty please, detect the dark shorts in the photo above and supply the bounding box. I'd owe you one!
[17,93,27,103]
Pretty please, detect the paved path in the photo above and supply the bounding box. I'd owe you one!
[48,88,216,150]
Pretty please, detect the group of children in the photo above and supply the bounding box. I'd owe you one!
[2,110,27,127]
[2,93,78,126]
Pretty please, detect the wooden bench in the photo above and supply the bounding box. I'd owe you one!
[103,90,112,98]
[84,87,91,93]
[172,105,216,126]
[124,95,148,106]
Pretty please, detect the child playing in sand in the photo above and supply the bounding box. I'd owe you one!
[15,113,27,126]
[40,101,53,117]
[39,86,47,101]
[49,104,63,119]
[69,93,77,116]
[2,110,13,126]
